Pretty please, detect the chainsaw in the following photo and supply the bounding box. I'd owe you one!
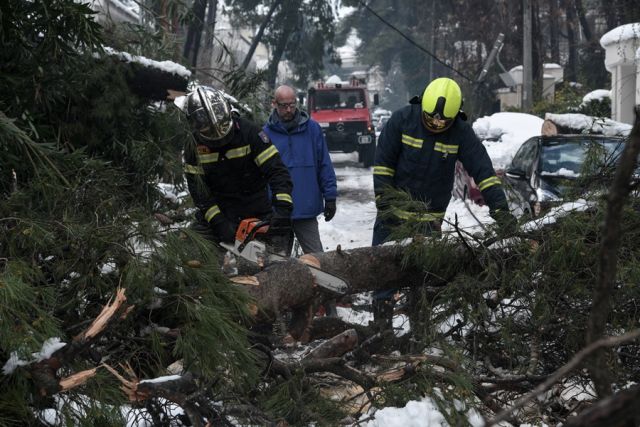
[220,218,349,295]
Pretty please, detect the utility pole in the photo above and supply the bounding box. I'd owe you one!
[522,0,533,110]
[476,33,505,83]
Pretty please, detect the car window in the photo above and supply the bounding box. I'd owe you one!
[541,138,626,177]
[541,144,583,176]
[511,138,538,175]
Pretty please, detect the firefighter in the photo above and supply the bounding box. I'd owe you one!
[178,86,293,248]
[372,77,516,323]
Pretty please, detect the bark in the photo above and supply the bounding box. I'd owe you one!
[586,107,640,397]
[573,0,592,42]
[240,0,282,71]
[531,0,544,101]
[265,30,290,89]
[183,0,208,68]
[236,245,425,320]
[562,0,578,82]
[564,384,640,427]
[548,0,561,63]
[203,0,218,52]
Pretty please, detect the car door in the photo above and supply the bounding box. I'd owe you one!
[504,137,541,216]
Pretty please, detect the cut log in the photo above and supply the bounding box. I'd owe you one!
[240,245,424,320]
[542,113,632,136]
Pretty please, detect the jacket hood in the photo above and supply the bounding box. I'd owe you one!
[266,109,310,134]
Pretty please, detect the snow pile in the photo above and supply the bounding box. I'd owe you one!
[473,112,544,170]
[361,396,485,427]
[101,47,191,78]
[2,337,67,375]
[600,22,640,47]
[544,112,632,136]
[582,89,610,105]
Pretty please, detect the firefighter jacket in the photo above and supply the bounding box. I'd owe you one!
[184,117,293,228]
[263,110,337,220]
[373,104,508,221]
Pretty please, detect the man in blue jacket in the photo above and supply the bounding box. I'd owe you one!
[263,85,338,255]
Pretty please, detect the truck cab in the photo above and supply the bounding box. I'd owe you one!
[307,76,377,167]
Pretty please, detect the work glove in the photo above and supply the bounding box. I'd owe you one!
[324,199,336,222]
[268,207,293,255]
[270,214,291,232]
[492,209,518,235]
[212,220,236,244]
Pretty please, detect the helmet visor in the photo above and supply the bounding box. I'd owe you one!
[422,111,452,132]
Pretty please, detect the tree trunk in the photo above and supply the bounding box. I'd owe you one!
[548,0,561,63]
[266,30,290,89]
[240,0,282,71]
[573,0,592,42]
[586,107,640,397]
[183,0,208,68]
[203,0,218,51]
[531,0,544,101]
[562,0,578,82]
[233,245,432,321]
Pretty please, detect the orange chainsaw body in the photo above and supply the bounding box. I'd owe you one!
[235,218,270,243]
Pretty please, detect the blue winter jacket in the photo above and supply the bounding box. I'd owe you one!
[263,110,337,219]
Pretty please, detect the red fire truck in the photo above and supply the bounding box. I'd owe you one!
[307,76,378,167]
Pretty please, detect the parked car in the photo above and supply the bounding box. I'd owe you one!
[503,134,626,217]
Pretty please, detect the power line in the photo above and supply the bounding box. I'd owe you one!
[356,0,475,83]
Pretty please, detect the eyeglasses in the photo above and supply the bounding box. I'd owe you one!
[276,101,297,110]
[422,111,451,131]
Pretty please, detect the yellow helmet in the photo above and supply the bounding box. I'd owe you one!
[421,78,462,133]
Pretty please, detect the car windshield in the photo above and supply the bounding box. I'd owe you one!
[312,89,366,110]
[540,138,625,177]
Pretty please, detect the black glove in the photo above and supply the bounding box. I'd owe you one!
[270,213,292,231]
[492,209,518,235]
[324,200,336,222]
[212,220,236,244]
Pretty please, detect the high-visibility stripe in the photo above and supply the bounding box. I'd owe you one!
[393,208,445,222]
[434,142,458,154]
[204,205,221,222]
[401,134,423,149]
[184,164,204,175]
[198,152,219,164]
[275,193,292,204]
[255,145,278,166]
[373,166,395,176]
[477,176,502,191]
[226,145,251,159]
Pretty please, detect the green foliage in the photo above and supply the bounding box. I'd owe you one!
[529,82,587,117]
[259,372,346,426]
[227,0,337,88]
[0,0,267,424]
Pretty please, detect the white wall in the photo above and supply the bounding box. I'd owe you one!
[601,23,640,124]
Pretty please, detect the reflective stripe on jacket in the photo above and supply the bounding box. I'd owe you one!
[184,117,292,226]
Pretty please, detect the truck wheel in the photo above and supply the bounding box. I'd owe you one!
[359,143,375,168]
